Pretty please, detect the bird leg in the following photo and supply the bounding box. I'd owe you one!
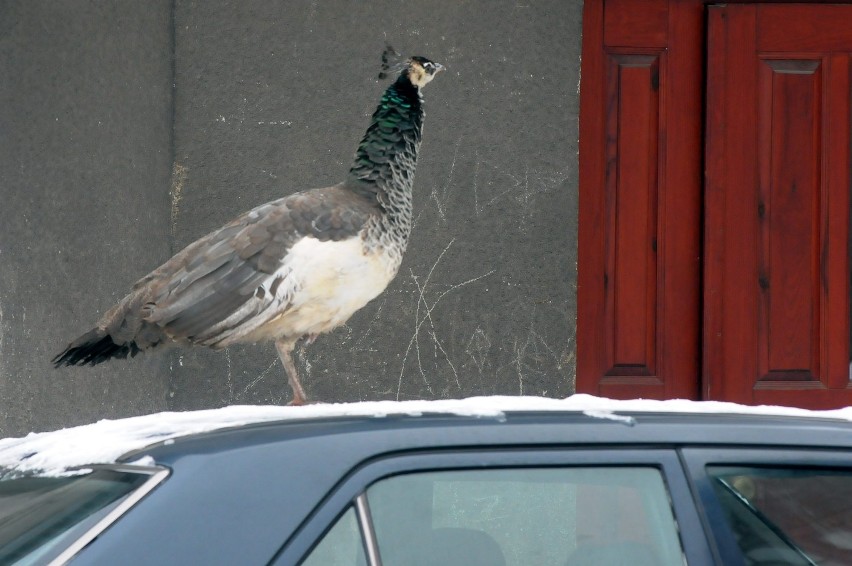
[275,338,308,406]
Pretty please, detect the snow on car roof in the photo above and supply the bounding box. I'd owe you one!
[2,394,851,477]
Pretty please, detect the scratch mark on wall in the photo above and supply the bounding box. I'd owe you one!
[512,336,526,395]
[170,162,188,241]
[465,326,491,373]
[430,329,459,388]
[472,150,481,215]
[402,241,453,396]
[409,208,425,234]
[302,355,312,379]
[224,348,233,399]
[577,54,582,96]
[237,358,278,400]
[397,239,495,400]
[482,162,528,210]
[562,348,576,371]
[0,299,4,365]
[473,160,570,217]
[530,326,568,370]
[430,136,462,222]
[410,272,460,390]
[499,308,575,396]
[350,299,386,353]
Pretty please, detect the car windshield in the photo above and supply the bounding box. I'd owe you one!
[0,468,153,565]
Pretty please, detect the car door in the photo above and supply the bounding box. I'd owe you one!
[270,448,715,566]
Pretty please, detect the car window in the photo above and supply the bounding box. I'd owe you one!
[0,468,154,565]
[301,506,366,566]
[708,466,852,566]
[301,467,685,566]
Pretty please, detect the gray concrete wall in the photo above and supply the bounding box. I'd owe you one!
[0,1,174,436]
[0,0,581,436]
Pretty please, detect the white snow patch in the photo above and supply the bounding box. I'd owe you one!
[582,409,637,426]
[2,395,851,477]
[124,455,156,468]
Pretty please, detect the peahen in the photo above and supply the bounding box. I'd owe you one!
[53,47,445,405]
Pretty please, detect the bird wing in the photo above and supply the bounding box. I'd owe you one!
[139,184,379,346]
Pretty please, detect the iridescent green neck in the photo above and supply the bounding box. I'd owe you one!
[347,74,423,192]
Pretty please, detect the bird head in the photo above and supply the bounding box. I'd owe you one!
[407,56,445,88]
[378,44,445,88]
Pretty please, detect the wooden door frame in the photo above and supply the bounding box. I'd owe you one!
[577,0,852,403]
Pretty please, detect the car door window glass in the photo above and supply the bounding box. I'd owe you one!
[303,466,685,566]
[301,506,366,566]
[708,466,852,566]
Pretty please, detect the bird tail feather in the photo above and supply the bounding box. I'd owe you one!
[52,328,141,367]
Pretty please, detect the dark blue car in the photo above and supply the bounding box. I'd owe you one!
[1,397,851,565]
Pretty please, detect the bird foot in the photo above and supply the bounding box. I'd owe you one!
[302,333,319,346]
[275,338,311,407]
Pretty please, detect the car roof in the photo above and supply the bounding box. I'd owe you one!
[3,395,852,477]
[135,409,852,466]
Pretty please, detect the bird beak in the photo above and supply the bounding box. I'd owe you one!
[435,63,446,73]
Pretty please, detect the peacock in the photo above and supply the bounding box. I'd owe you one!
[53,46,445,405]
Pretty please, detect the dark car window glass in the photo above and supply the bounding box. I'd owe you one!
[708,466,852,566]
[0,468,150,565]
[360,467,684,566]
[301,506,366,566]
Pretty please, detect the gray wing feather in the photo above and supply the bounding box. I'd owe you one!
[138,185,377,346]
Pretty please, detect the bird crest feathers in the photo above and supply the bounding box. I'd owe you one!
[378,43,406,80]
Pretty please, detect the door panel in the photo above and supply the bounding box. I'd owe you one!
[705,4,852,407]
[605,51,661,377]
[577,0,703,399]
[758,57,821,382]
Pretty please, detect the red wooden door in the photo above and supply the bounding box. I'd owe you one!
[577,0,704,399]
[705,4,852,407]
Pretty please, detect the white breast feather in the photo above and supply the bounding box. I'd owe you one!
[238,236,397,343]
